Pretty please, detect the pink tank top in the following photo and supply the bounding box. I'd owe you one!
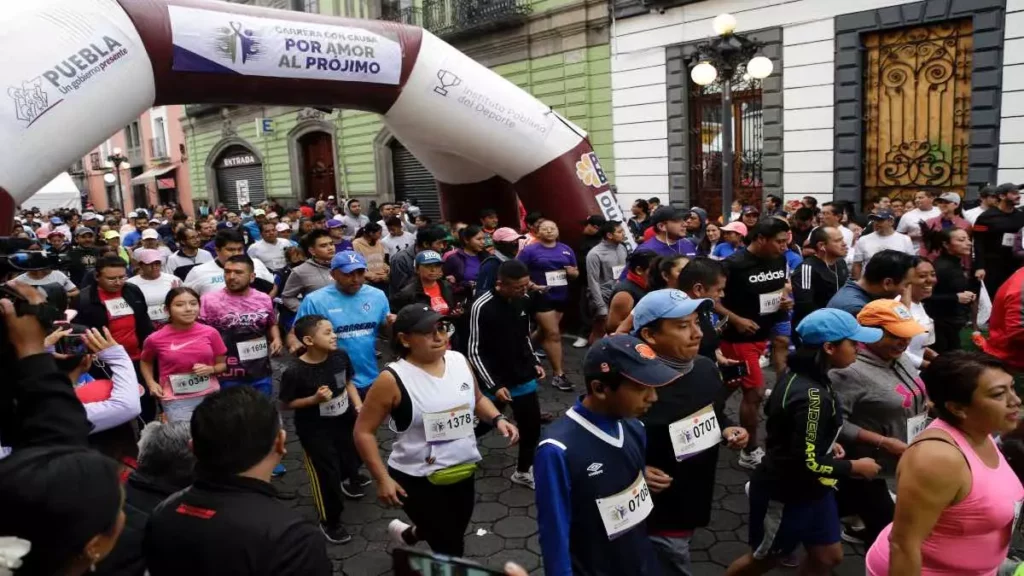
[866,419,1023,576]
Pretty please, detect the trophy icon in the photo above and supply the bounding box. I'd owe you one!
[434,69,462,96]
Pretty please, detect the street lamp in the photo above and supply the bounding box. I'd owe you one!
[689,13,773,217]
[106,146,129,211]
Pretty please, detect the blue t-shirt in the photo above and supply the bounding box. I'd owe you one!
[296,283,390,389]
[636,236,698,258]
[784,248,803,273]
[712,242,737,260]
[122,230,142,248]
[517,242,578,301]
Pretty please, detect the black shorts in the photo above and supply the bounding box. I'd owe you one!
[531,292,568,314]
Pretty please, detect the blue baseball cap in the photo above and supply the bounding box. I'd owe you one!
[330,250,367,273]
[415,250,443,266]
[631,289,712,335]
[583,334,681,388]
[796,309,882,346]
[49,217,63,225]
[868,209,894,221]
[326,219,344,230]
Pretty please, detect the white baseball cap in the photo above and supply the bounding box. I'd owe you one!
[141,229,160,240]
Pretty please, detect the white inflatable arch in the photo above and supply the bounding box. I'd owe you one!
[1,0,630,247]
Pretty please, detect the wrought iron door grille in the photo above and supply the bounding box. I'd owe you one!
[380,4,422,24]
[422,0,532,40]
[863,19,972,206]
[688,66,764,218]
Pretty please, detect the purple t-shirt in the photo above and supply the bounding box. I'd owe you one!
[517,242,578,301]
[637,236,698,258]
[200,288,276,381]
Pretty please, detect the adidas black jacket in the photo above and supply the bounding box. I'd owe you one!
[467,290,540,393]
[792,255,849,331]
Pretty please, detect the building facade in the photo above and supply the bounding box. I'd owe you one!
[73,105,194,215]
[182,0,612,220]
[608,0,1024,216]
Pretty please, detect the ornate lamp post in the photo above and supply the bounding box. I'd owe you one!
[689,13,773,216]
[106,147,130,211]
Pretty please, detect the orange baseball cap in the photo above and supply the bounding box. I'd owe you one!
[856,299,927,339]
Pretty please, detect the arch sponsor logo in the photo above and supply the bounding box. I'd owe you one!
[748,270,786,284]
[576,152,607,188]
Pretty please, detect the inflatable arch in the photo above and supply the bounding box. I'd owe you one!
[0,0,633,248]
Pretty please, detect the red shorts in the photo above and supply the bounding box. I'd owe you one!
[720,340,768,390]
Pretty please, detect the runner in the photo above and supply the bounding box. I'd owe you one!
[138,229,172,266]
[390,251,462,348]
[66,227,101,286]
[852,211,914,280]
[126,248,181,328]
[280,314,366,544]
[637,207,698,258]
[585,220,628,342]
[185,230,276,297]
[973,183,1024,299]
[247,220,292,273]
[896,189,942,252]
[293,251,392,397]
[632,289,749,574]
[352,222,390,292]
[389,225,449,294]
[165,225,213,280]
[920,225,975,352]
[281,229,336,316]
[724,309,882,576]
[518,220,579,391]
[354,304,518,557]
[711,221,747,260]
[606,250,655,333]
[716,218,792,469]
[140,287,228,422]
[792,226,849,332]
[827,249,917,316]
[535,334,680,576]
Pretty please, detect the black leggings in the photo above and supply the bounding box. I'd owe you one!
[932,320,965,354]
[476,392,541,473]
[388,467,475,556]
[835,477,894,547]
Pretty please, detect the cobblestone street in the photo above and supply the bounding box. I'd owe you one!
[270,344,868,575]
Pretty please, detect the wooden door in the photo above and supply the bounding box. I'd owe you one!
[299,131,337,201]
[863,20,972,207]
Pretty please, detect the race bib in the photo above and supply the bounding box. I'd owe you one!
[319,392,349,417]
[104,297,132,318]
[668,404,722,461]
[759,290,783,315]
[1003,233,1016,248]
[595,472,653,540]
[169,373,212,395]
[422,404,475,443]
[147,304,168,322]
[545,270,568,287]
[612,265,625,279]
[237,338,269,362]
[906,413,928,444]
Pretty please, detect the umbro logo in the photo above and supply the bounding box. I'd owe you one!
[587,462,604,477]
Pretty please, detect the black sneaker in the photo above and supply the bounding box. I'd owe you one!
[320,523,353,544]
[340,479,365,499]
[550,374,573,392]
[352,472,372,487]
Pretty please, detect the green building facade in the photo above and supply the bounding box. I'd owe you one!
[183,0,612,219]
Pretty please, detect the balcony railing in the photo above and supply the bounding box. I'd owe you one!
[380,5,422,25]
[125,146,144,167]
[421,0,532,40]
[149,136,170,161]
[89,152,103,171]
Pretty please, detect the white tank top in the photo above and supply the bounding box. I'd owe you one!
[387,351,482,477]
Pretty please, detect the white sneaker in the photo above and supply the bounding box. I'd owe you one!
[510,469,536,490]
[744,481,750,497]
[572,337,588,348]
[758,355,770,368]
[388,519,411,547]
[737,447,764,470]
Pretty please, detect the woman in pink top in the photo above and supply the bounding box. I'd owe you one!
[140,287,228,423]
[866,351,1023,576]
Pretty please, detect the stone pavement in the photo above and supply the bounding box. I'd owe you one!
[269,343,868,575]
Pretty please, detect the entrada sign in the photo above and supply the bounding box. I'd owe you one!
[220,154,258,168]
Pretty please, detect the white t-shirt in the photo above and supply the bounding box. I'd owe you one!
[382,231,415,257]
[247,239,291,271]
[896,207,942,250]
[165,249,213,277]
[853,231,915,264]
[905,300,935,368]
[964,205,986,225]
[127,273,181,323]
[185,258,275,296]
[14,270,76,292]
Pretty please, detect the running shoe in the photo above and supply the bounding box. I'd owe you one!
[572,337,588,348]
[388,519,412,547]
[758,354,770,368]
[737,447,764,470]
[535,349,548,359]
[551,374,573,392]
[510,469,536,490]
[320,523,353,544]
[352,472,372,487]
[841,528,866,545]
[271,463,286,477]
[341,479,365,499]
[780,552,800,568]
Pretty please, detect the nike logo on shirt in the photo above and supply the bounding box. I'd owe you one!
[169,340,197,351]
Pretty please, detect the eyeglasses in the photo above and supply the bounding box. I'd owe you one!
[413,320,454,336]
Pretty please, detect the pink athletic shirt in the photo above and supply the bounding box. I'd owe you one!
[141,322,228,401]
[866,418,1024,576]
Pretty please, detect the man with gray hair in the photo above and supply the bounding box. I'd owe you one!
[94,422,196,575]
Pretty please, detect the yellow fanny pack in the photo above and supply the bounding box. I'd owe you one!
[427,462,478,486]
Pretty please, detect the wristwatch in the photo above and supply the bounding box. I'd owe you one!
[492,414,509,427]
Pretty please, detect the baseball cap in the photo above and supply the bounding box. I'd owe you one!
[46,229,65,238]
[103,230,120,240]
[133,248,162,265]
[720,221,748,236]
[82,212,99,221]
[649,206,685,226]
[326,219,344,230]
[868,209,894,221]
[796,309,882,346]
[75,227,95,237]
[492,227,523,243]
[415,250,443,266]
[631,289,712,335]
[936,192,961,206]
[583,334,682,388]
[148,218,161,225]
[141,229,159,240]
[583,215,607,227]
[856,299,927,339]
[741,205,760,215]
[50,217,63,225]
[330,250,367,273]
[253,209,266,216]
[267,212,279,220]
[392,304,444,334]
[275,222,291,232]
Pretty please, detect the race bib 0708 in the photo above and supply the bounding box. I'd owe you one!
[237,338,269,362]
[545,270,569,287]
[595,471,653,540]
[422,404,475,443]
[168,373,212,395]
[104,297,133,318]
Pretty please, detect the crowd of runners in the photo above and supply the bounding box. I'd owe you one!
[4,187,1024,575]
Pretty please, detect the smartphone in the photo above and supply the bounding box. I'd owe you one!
[720,362,749,382]
[392,547,505,576]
